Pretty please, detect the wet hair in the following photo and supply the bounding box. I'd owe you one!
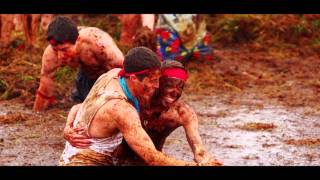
[161,59,186,71]
[124,46,161,80]
[47,16,79,45]
[133,26,157,52]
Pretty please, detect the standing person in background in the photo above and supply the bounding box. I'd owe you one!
[0,14,15,48]
[117,14,222,63]
[155,14,215,62]
[40,14,54,32]
[20,14,41,47]
[1,14,55,49]
[116,14,155,46]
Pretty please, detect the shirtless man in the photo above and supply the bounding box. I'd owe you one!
[59,47,203,166]
[33,16,124,112]
[64,60,223,166]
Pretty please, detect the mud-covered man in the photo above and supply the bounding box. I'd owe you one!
[33,16,124,112]
[139,60,222,165]
[59,47,202,166]
[64,59,223,166]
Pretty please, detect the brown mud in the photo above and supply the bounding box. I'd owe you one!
[1,14,320,165]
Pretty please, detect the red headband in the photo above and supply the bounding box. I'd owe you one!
[162,68,188,81]
[118,68,158,77]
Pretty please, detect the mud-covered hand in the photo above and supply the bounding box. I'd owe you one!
[196,153,223,166]
[207,158,223,166]
[33,94,49,112]
[197,159,223,166]
[63,125,91,148]
[197,157,223,166]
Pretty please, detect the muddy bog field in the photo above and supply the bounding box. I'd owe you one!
[1,14,320,165]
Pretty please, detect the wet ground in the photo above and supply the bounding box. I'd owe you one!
[0,93,319,166]
[164,94,320,166]
[1,15,320,166]
[0,102,66,165]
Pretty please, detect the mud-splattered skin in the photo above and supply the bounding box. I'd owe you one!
[33,27,124,112]
[115,76,222,165]
[118,97,221,165]
[64,75,222,165]
[62,69,201,166]
[138,77,186,152]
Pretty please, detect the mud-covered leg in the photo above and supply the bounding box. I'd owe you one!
[0,14,15,48]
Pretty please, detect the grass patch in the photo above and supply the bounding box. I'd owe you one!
[54,66,76,83]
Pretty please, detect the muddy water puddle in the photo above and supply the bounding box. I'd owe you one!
[0,102,65,165]
[1,94,320,165]
[163,95,320,166]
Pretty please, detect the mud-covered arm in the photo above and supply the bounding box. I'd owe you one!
[110,99,198,166]
[33,46,59,112]
[64,104,81,130]
[63,104,91,148]
[179,103,223,165]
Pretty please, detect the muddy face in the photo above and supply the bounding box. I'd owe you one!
[136,70,161,106]
[52,42,77,67]
[159,77,185,108]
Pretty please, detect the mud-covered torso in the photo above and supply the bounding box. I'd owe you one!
[73,68,126,137]
[142,105,183,150]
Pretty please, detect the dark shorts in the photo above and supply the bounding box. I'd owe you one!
[71,68,96,102]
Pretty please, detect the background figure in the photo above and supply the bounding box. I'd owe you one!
[20,14,41,47]
[118,14,217,63]
[40,14,54,32]
[155,14,214,62]
[1,14,54,49]
[0,14,15,48]
[116,14,155,46]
